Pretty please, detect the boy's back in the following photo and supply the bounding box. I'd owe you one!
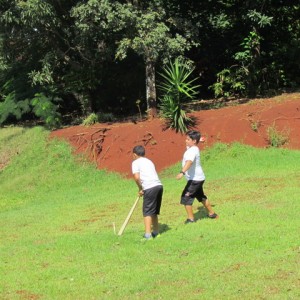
[132,157,162,190]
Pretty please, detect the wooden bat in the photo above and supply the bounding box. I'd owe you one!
[118,196,140,236]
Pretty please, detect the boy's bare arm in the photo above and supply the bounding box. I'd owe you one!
[176,160,193,180]
[133,173,144,195]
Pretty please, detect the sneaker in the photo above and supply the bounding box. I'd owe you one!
[184,218,195,224]
[208,213,219,219]
[140,234,153,242]
[151,232,161,238]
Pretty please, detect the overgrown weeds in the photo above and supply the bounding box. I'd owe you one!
[266,123,290,147]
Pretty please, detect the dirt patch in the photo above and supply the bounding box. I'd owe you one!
[50,93,300,177]
[15,290,41,300]
[0,152,12,171]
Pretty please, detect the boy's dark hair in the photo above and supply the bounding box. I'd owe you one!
[133,145,145,156]
[186,130,201,144]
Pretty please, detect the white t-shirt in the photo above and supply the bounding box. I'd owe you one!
[182,145,205,181]
[132,157,162,190]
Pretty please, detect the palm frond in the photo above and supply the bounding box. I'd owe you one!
[158,57,199,133]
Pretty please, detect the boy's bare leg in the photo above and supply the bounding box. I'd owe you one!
[144,216,152,234]
[185,205,194,220]
[201,199,215,215]
[151,215,159,233]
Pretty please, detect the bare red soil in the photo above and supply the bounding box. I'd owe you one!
[50,93,300,177]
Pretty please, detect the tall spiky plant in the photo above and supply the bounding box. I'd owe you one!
[158,58,200,133]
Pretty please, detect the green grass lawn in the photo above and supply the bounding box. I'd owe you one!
[1,127,299,299]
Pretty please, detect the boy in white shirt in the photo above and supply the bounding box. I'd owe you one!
[176,130,218,223]
[132,145,163,240]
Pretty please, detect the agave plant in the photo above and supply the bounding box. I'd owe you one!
[159,94,193,132]
[158,58,200,133]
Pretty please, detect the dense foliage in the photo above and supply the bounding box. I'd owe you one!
[0,0,299,127]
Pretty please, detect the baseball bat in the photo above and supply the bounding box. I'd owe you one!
[118,196,140,236]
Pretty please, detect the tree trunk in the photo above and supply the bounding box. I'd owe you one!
[145,59,157,119]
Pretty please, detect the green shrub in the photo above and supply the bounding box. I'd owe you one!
[0,92,31,125]
[159,94,193,132]
[31,93,61,129]
[209,68,246,98]
[158,57,200,133]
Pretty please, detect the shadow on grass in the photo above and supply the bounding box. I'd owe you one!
[159,223,171,234]
[194,204,217,221]
[194,206,208,221]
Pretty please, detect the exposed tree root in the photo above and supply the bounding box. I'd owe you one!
[136,132,157,146]
[70,127,110,162]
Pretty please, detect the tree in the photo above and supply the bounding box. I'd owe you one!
[72,0,199,119]
[115,0,199,118]
[1,0,299,126]
[0,0,113,123]
[188,0,300,98]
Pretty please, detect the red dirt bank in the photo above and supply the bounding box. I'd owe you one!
[50,94,300,177]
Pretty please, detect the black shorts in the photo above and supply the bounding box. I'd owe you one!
[143,185,163,216]
[180,180,207,206]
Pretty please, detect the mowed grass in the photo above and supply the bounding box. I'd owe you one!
[0,127,299,300]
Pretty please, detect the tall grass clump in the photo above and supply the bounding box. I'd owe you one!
[266,123,290,147]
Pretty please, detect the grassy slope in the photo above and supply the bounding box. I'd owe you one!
[0,127,299,300]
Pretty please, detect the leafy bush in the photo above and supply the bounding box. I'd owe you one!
[209,68,246,98]
[31,93,61,129]
[158,58,200,133]
[0,77,61,128]
[0,92,31,125]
